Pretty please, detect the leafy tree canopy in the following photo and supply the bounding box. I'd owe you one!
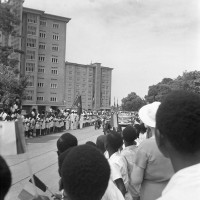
[121,92,145,111]
[145,70,200,103]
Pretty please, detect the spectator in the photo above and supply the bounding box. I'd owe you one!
[106,131,132,200]
[121,126,138,199]
[155,90,200,200]
[96,135,106,154]
[0,155,11,200]
[130,102,174,200]
[61,145,110,200]
[85,141,97,147]
[57,133,78,156]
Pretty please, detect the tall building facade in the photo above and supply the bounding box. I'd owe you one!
[21,7,70,113]
[1,1,113,112]
[65,62,113,111]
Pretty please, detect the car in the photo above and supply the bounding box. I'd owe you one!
[118,115,133,128]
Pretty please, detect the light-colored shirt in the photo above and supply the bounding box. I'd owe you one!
[109,152,129,189]
[157,163,200,200]
[121,145,137,175]
[101,180,125,200]
[109,152,132,200]
[130,137,174,200]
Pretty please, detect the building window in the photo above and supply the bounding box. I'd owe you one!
[26,63,35,72]
[50,83,57,88]
[40,20,47,26]
[25,90,34,101]
[39,32,46,38]
[52,34,59,40]
[52,45,59,51]
[52,23,59,29]
[27,38,36,48]
[26,50,35,60]
[52,57,58,63]
[39,44,46,49]
[50,97,57,102]
[51,69,58,75]
[39,56,45,62]
[27,14,37,24]
[27,76,34,87]
[37,96,44,101]
[38,82,44,87]
[27,25,37,35]
[38,68,45,73]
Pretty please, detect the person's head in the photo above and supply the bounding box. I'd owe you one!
[106,131,123,153]
[96,135,106,154]
[139,101,161,134]
[85,141,96,147]
[133,124,141,137]
[0,156,12,200]
[61,145,110,200]
[57,133,78,155]
[122,125,138,146]
[155,90,200,171]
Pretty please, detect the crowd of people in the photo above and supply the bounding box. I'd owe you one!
[1,90,200,200]
[0,107,105,138]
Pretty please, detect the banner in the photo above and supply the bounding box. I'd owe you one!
[0,118,26,156]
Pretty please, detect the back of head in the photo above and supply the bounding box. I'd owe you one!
[61,145,110,200]
[0,156,12,200]
[123,125,138,143]
[106,131,123,152]
[96,135,106,153]
[156,90,200,154]
[85,141,97,147]
[57,133,78,155]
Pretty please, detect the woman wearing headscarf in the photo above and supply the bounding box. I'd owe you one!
[130,102,174,200]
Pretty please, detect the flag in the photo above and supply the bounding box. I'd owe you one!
[0,118,26,155]
[29,174,47,192]
[74,95,82,116]
[110,112,118,128]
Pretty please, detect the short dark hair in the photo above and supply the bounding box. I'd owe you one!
[156,90,200,154]
[123,125,138,143]
[57,133,78,154]
[106,131,123,152]
[61,145,110,200]
[96,135,106,153]
[85,141,97,147]
[0,156,12,200]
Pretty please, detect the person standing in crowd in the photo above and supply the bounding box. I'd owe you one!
[61,145,110,200]
[0,155,12,200]
[155,90,200,200]
[121,126,138,199]
[130,102,174,200]
[106,131,132,200]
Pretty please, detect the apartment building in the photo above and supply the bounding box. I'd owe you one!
[65,62,113,111]
[21,7,70,112]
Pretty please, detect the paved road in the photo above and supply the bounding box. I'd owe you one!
[4,126,103,200]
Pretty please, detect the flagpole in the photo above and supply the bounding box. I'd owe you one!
[25,150,39,197]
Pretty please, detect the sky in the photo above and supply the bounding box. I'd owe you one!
[24,0,200,105]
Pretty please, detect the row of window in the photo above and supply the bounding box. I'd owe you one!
[27,15,60,30]
[38,83,58,88]
[26,95,57,102]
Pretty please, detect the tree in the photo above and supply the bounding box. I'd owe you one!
[121,92,145,111]
[0,1,27,109]
[145,71,200,103]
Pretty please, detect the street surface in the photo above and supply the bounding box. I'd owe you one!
[4,126,103,200]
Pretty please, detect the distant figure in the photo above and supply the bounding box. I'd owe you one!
[96,135,106,154]
[155,91,200,200]
[61,145,110,200]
